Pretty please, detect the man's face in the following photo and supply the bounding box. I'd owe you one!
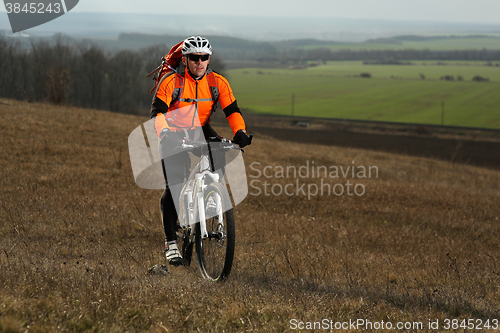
[182,53,210,78]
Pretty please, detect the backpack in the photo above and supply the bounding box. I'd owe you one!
[147,41,219,113]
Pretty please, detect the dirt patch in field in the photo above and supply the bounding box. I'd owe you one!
[212,111,500,170]
[250,126,500,170]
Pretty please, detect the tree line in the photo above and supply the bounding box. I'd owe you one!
[2,33,500,115]
[265,48,500,64]
[0,34,226,116]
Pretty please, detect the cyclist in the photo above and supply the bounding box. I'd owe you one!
[150,36,252,266]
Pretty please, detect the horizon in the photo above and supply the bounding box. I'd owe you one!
[3,8,500,43]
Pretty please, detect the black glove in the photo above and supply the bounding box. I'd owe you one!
[233,130,252,148]
[160,128,181,147]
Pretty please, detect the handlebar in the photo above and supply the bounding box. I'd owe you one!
[176,134,253,153]
[180,136,240,151]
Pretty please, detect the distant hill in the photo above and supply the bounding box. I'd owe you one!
[366,34,500,44]
[113,33,500,56]
[117,33,276,53]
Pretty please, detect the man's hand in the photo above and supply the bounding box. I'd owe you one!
[233,130,252,148]
[160,128,181,147]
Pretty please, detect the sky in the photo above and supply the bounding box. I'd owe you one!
[2,0,500,41]
[62,0,500,24]
[1,0,500,24]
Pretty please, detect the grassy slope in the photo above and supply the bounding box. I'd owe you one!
[228,62,500,129]
[1,99,500,331]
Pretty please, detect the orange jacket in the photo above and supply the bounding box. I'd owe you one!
[151,70,246,137]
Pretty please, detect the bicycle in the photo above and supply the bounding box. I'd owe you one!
[175,136,244,281]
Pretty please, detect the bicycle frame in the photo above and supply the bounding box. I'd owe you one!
[174,136,243,280]
[178,140,229,240]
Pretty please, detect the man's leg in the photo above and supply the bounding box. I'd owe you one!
[160,186,184,266]
[160,187,178,242]
[159,146,190,266]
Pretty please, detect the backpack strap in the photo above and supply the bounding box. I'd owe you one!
[170,73,184,107]
[206,69,219,116]
[206,69,219,102]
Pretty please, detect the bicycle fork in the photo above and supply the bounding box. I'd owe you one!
[194,173,224,240]
[194,172,210,239]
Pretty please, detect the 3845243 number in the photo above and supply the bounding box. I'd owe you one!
[443,319,499,330]
[5,3,62,14]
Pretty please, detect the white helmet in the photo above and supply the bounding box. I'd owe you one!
[182,36,212,55]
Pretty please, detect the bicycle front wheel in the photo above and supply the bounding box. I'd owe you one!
[195,182,235,281]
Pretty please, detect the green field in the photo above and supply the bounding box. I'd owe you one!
[301,36,500,51]
[228,61,500,129]
[307,61,500,81]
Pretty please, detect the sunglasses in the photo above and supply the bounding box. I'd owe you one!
[187,54,210,62]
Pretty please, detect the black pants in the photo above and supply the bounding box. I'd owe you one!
[160,124,225,241]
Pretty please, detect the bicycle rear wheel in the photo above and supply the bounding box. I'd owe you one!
[195,182,235,281]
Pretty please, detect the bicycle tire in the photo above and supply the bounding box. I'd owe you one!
[195,182,235,281]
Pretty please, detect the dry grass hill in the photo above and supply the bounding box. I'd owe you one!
[1,98,499,332]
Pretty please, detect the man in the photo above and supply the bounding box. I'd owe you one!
[150,36,252,265]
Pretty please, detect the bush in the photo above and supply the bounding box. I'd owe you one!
[472,75,489,82]
[360,72,371,78]
[440,75,454,81]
